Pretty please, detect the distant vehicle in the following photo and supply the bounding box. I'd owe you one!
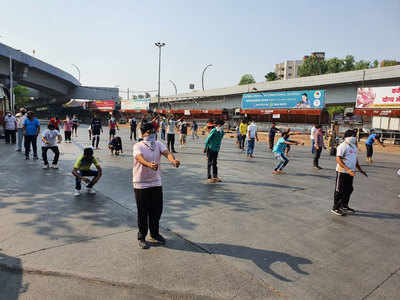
[119,118,127,124]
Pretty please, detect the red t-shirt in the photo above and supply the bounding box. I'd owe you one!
[49,118,61,129]
[152,120,159,131]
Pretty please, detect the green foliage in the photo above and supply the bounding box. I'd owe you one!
[354,60,371,70]
[372,60,379,68]
[326,105,345,117]
[381,60,398,67]
[342,55,355,71]
[239,74,256,85]
[298,56,327,77]
[13,85,31,109]
[326,57,344,73]
[265,72,278,81]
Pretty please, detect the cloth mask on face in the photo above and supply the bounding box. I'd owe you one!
[345,137,357,145]
[143,133,156,150]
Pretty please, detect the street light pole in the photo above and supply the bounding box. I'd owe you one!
[169,80,177,95]
[71,64,81,82]
[202,64,213,91]
[9,55,13,112]
[155,42,166,111]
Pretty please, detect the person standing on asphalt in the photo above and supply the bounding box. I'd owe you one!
[160,117,166,141]
[63,116,73,143]
[91,115,103,149]
[331,130,368,216]
[239,119,248,151]
[72,147,102,196]
[246,120,258,158]
[41,123,62,169]
[191,120,199,142]
[313,125,325,170]
[133,121,180,249]
[23,111,40,160]
[365,130,384,164]
[4,111,17,144]
[16,108,27,152]
[268,123,280,151]
[129,116,137,141]
[108,115,119,141]
[310,124,317,153]
[72,115,79,137]
[179,119,188,150]
[166,116,177,153]
[272,131,302,175]
[204,119,225,183]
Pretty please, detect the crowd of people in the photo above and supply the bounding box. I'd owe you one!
[2,109,395,248]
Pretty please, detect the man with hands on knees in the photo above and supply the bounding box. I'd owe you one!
[133,121,180,249]
[331,130,367,216]
[72,147,102,196]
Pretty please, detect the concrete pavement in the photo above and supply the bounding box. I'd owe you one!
[0,126,399,299]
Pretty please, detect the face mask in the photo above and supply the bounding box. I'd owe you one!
[216,126,223,132]
[143,133,156,150]
[345,137,357,145]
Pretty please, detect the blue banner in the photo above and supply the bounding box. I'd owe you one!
[241,90,325,109]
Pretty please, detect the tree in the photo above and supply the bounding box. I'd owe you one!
[326,105,345,119]
[354,60,371,70]
[265,72,278,81]
[372,60,379,68]
[326,57,344,73]
[381,60,398,67]
[239,74,256,85]
[13,85,31,110]
[342,55,355,71]
[298,56,327,77]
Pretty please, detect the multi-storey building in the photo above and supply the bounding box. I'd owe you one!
[274,60,303,80]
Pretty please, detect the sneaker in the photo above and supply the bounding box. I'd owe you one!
[51,164,58,169]
[149,234,166,245]
[342,207,356,213]
[138,239,149,249]
[33,156,38,160]
[42,164,49,169]
[86,188,96,195]
[25,156,29,160]
[330,209,344,216]
[16,149,21,152]
[74,190,81,197]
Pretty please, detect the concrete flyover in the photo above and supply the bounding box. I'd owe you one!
[0,42,118,105]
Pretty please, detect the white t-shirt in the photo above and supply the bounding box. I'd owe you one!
[310,126,316,140]
[133,140,167,189]
[167,120,176,134]
[336,142,358,173]
[17,115,27,129]
[4,115,16,130]
[41,129,61,147]
[247,123,257,139]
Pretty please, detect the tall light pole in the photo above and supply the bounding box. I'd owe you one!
[71,64,81,82]
[169,80,177,95]
[9,55,13,112]
[155,42,166,110]
[202,64,213,91]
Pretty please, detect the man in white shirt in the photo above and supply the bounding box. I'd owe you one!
[16,108,27,151]
[332,129,367,216]
[3,112,17,144]
[310,124,317,153]
[41,123,62,169]
[246,121,258,158]
[166,117,177,153]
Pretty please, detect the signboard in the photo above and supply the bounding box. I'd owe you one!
[356,86,400,108]
[184,110,191,115]
[121,99,150,111]
[241,90,325,110]
[87,100,115,112]
[272,114,280,119]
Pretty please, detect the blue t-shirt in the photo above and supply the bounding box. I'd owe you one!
[24,118,40,135]
[273,137,287,154]
[365,134,377,145]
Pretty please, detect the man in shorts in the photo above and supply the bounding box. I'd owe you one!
[109,116,119,141]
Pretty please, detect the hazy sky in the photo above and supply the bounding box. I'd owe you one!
[1,0,399,97]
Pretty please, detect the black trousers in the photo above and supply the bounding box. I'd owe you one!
[42,146,60,165]
[134,186,163,240]
[269,136,275,150]
[65,131,72,141]
[239,135,246,149]
[167,133,175,152]
[5,130,16,144]
[92,135,100,148]
[333,172,354,210]
[366,144,373,158]
[24,135,38,158]
[207,149,218,179]
[130,126,137,140]
[313,148,322,167]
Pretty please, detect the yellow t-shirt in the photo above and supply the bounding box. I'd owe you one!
[73,155,99,171]
[239,123,248,135]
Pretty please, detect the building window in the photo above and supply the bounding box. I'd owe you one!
[288,66,292,69]
[288,73,292,76]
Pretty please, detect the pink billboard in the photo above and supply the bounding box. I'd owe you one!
[356,86,400,108]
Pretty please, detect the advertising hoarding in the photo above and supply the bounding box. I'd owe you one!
[87,100,115,111]
[356,86,400,108]
[121,99,150,111]
[241,90,325,110]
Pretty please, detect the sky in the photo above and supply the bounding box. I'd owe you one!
[1,0,399,98]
